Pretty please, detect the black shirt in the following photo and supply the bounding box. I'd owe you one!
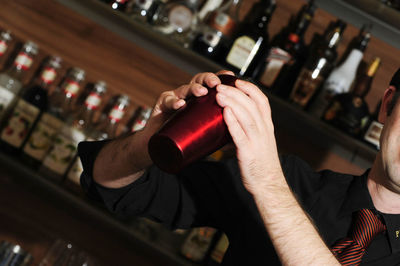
[78,141,400,265]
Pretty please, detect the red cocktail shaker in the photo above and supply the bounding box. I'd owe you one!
[148,74,237,174]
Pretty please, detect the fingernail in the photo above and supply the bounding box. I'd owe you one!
[200,87,208,94]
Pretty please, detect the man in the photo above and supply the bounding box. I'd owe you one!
[79,69,400,265]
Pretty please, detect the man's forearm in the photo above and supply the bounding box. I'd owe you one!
[252,174,340,266]
[93,129,152,188]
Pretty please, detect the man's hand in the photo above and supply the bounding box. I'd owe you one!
[215,78,283,194]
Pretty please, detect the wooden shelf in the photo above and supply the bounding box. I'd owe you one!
[0,151,198,266]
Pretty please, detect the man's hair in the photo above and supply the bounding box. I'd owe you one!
[387,68,400,116]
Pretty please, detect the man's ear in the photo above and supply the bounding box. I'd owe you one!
[379,85,396,124]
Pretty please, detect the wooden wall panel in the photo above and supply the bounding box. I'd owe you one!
[0,0,192,127]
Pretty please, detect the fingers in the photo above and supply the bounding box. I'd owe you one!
[174,83,208,99]
[223,107,247,148]
[235,79,272,122]
[191,72,221,88]
[217,84,265,134]
[190,70,235,89]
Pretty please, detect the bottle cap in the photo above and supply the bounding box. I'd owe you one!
[68,67,86,82]
[0,30,12,42]
[23,40,39,55]
[47,55,63,69]
[93,80,107,94]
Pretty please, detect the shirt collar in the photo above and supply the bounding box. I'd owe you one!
[339,169,400,253]
[339,170,374,216]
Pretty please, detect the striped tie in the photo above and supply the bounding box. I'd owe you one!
[331,209,386,265]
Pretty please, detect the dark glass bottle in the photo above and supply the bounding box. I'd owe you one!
[0,56,62,155]
[21,67,86,169]
[0,30,12,65]
[308,24,372,117]
[91,94,131,140]
[363,100,382,150]
[258,0,316,98]
[0,41,39,124]
[130,0,160,23]
[110,0,132,11]
[191,0,241,63]
[323,57,381,137]
[289,20,346,108]
[39,81,107,182]
[224,0,276,77]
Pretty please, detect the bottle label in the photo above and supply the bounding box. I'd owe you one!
[226,36,256,70]
[40,67,57,85]
[208,12,236,37]
[63,79,80,98]
[135,0,154,9]
[364,121,383,149]
[260,47,292,87]
[67,158,84,185]
[309,88,336,118]
[168,5,193,31]
[290,68,325,108]
[0,40,8,56]
[85,92,101,110]
[131,119,147,132]
[109,106,126,122]
[0,99,40,148]
[42,126,85,175]
[14,53,33,70]
[0,85,16,118]
[200,28,221,48]
[23,113,64,161]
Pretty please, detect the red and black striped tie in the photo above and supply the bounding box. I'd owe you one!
[331,209,386,265]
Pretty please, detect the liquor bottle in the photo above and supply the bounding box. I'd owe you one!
[152,0,204,47]
[197,0,223,21]
[257,1,316,98]
[0,56,62,155]
[110,0,132,11]
[0,30,12,63]
[130,106,152,132]
[91,94,130,140]
[0,41,39,124]
[64,81,108,190]
[130,0,161,23]
[21,68,86,168]
[289,20,346,108]
[309,25,372,117]
[224,0,276,77]
[363,100,382,149]
[181,227,218,263]
[40,81,107,181]
[191,0,241,63]
[323,57,381,137]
